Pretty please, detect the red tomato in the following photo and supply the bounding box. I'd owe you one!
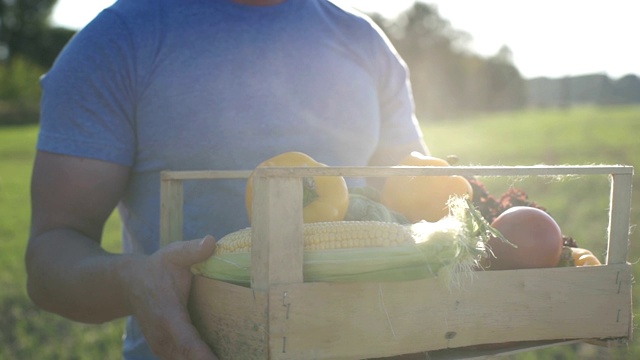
[482,206,564,270]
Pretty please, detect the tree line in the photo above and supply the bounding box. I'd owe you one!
[370,3,528,120]
[1,0,75,125]
[1,1,637,126]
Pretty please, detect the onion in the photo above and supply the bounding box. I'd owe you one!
[482,206,564,270]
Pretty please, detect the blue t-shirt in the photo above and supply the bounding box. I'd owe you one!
[38,0,424,358]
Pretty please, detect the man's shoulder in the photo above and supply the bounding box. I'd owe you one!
[104,0,161,27]
[319,0,377,25]
[312,0,385,39]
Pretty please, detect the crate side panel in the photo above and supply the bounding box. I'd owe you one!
[444,264,632,347]
[268,279,451,359]
[189,277,268,360]
[266,264,632,359]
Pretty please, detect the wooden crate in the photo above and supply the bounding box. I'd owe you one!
[160,165,634,359]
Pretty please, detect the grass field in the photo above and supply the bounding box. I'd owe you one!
[1,105,638,359]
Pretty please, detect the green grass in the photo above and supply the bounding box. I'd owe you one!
[1,105,638,358]
[0,126,124,359]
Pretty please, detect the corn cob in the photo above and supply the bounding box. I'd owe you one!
[214,221,415,254]
[192,197,495,287]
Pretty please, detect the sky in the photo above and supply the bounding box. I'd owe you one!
[50,0,639,80]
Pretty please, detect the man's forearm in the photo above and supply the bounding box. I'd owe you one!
[25,228,139,323]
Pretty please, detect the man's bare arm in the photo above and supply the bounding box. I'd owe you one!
[26,151,134,321]
[26,151,217,358]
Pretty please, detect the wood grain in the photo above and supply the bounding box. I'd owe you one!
[190,264,632,359]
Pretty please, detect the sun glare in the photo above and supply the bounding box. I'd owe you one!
[49,0,639,79]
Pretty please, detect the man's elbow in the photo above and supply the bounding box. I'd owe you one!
[25,272,50,312]
[24,242,103,324]
[25,273,109,325]
[25,248,61,317]
[25,242,48,311]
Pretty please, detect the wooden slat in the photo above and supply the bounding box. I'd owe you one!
[426,339,584,360]
[229,165,634,178]
[607,172,633,265]
[160,173,184,246]
[162,170,252,180]
[263,264,632,359]
[159,165,633,181]
[250,173,305,290]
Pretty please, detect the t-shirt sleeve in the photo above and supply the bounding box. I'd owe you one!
[369,21,427,164]
[37,9,137,167]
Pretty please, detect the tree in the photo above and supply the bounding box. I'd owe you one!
[0,0,72,68]
[0,0,75,126]
[375,3,472,119]
[483,46,527,111]
[372,3,527,119]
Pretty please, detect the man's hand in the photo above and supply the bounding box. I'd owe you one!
[125,235,218,360]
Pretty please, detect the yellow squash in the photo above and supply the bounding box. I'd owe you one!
[570,247,602,266]
[245,151,349,223]
[380,151,473,222]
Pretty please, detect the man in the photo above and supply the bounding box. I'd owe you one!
[26,0,428,358]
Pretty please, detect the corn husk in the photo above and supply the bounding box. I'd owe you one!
[191,197,502,287]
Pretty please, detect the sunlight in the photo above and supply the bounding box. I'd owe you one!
[50,0,117,29]
[49,0,639,79]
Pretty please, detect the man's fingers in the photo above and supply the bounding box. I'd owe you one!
[141,285,218,359]
[165,235,217,267]
[172,322,218,360]
[194,235,217,262]
[138,235,218,358]
[148,316,218,359]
